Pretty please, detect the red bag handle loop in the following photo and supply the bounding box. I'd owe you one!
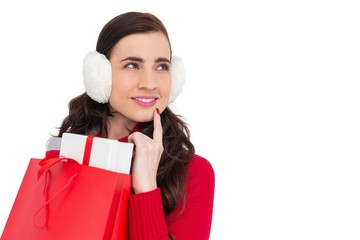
[38,157,79,180]
[33,157,80,228]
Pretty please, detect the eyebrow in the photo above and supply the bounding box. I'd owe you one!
[120,56,171,63]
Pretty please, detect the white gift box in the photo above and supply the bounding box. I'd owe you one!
[59,133,134,174]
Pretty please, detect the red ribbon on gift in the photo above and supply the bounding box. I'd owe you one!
[83,135,95,166]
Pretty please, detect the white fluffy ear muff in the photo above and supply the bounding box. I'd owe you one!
[83,51,112,103]
[83,51,186,104]
[169,56,186,103]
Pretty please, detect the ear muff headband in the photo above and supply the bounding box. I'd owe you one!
[83,51,185,104]
[83,51,112,103]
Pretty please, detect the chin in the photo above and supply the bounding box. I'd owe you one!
[131,113,154,123]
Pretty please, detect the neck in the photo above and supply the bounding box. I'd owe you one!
[107,114,137,140]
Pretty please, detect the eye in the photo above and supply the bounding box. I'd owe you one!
[125,62,139,69]
[156,63,170,71]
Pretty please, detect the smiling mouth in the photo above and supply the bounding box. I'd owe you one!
[132,97,157,102]
[131,97,158,107]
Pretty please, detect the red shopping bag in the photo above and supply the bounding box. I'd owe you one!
[1,157,132,240]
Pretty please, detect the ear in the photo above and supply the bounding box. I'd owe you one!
[83,51,112,103]
[169,56,186,103]
[82,51,186,104]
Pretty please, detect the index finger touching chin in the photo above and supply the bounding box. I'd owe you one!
[153,108,163,142]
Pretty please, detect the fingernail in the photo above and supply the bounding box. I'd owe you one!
[156,108,160,115]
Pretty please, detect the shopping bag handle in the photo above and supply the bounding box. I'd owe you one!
[38,156,79,180]
[34,157,80,228]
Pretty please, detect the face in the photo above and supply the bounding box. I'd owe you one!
[108,31,171,124]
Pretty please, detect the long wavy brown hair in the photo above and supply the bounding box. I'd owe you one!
[57,12,194,216]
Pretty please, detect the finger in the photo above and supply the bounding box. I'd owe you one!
[153,108,163,142]
[127,131,138,144]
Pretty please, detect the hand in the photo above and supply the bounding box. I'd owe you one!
[128,109,163,194]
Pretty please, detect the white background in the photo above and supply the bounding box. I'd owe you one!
[1,1,360,239]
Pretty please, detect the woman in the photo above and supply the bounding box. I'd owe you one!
[47,12,215,239]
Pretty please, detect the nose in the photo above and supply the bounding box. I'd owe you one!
[137,69,157,90]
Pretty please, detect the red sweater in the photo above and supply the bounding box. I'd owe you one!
[129,154,215,239]
[46,147,215,239]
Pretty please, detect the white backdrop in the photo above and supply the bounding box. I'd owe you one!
[1,1,360,239]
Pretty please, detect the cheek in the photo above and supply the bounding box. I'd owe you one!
[160,84,171,109]
[111,74,133,94]
[109,78,130,104]
[160,78,172,96]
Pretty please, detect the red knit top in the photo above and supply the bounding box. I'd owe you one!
[129,154,215,239]
[46,147,215,239]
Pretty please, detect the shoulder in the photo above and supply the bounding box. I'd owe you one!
[188,154,214,172]
[187,154,215,186]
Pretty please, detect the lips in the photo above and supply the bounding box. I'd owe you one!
[132,97,157,107]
